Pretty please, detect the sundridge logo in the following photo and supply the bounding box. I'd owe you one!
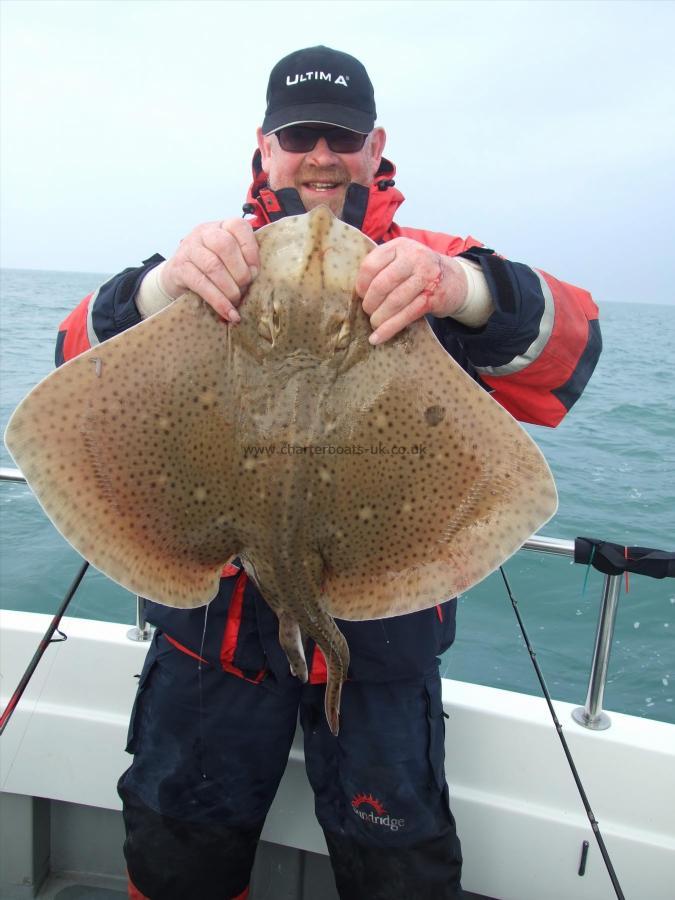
[351,793,406,832]
[286,72,350,87]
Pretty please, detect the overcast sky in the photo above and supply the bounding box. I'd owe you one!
[1,0,674,306]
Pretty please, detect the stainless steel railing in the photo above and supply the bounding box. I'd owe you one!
[519,533,621,729]
[1,466,154,644]
[0,467,26,483]
[127,597,153,644]
[0,466,623,729]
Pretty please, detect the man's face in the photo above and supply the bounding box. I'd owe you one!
[256,125,387,217]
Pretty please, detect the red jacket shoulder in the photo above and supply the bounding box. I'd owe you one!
[387,224,483,256]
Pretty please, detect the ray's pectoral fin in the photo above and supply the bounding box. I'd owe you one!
[314,320,558,624]
[4,293,243,608]
[278,613,308,683]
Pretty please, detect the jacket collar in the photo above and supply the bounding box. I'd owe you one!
[243,150,405,243]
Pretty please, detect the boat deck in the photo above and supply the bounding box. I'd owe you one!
[29,875,125,900]
[2,792,492,900]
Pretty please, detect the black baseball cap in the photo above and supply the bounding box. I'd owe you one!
[262,46,377,135]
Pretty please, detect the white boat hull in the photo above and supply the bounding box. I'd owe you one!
[1,610,674,899]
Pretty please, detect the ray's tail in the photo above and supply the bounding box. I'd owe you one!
[273,592,350,735]
[324,650,348,736]
[316,617,350,736]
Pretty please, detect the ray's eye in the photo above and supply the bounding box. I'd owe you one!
[334,319,351,351]
[258,294,282,345]
[258,319,274,344]
[272,299,281,333]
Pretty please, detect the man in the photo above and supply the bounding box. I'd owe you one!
[56,46,601,900]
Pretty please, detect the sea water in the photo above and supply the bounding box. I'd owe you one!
[1,268,673,724]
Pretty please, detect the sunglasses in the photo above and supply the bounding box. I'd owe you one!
[276,125,368,154]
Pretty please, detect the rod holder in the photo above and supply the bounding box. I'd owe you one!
[127,596,153,642]
[572,573,622,730]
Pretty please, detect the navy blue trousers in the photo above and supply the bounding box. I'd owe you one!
[118,632,464,899]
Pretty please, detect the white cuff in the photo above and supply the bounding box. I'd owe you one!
[136,262,175,319]
[451,258,494,328]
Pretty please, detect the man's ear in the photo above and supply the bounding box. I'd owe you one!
[368,127,387,174]
[256,127,272,174]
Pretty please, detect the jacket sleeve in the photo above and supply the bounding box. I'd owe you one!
[431,247,602,428]
[55,254,165,365]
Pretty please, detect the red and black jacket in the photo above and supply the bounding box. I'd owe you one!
[55,153,602,686]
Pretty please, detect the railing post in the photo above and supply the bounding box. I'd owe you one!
[572,573,622,730]
[126,596,153,642]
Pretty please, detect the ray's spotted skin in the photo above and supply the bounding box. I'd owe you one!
[4,207,558,735]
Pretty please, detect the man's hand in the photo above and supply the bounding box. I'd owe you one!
[355,238,469,345]
[160,219,260,323]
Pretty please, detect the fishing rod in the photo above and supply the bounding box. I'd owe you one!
[500,565,626,900]
[0,560,89,737]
